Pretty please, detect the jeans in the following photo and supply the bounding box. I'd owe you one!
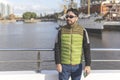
[59,64,82,80]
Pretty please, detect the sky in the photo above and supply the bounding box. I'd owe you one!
[0,0,80,16]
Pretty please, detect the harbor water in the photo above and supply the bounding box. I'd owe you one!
[0,22,120,71]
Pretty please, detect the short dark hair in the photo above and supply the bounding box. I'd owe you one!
[66,8,79,17]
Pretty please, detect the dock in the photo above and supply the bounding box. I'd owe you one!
[78,17,104,30]
[104,21,120,26]
[78,13,120,30]
[103,21,120,30]
[78,16,104,34]
[57,16,104,30]
[79,17,120,31]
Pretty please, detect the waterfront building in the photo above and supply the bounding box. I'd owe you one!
[0,1,13,19]
[101,0,120,21]
[79,0,101,14]
[80,0,103,7]
[101,0,120,15]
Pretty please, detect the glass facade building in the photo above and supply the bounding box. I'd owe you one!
[0,1,13,18]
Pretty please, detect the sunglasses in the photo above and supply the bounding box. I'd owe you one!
[65,15,76,19]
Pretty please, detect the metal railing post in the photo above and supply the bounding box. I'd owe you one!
[36,51,40,72]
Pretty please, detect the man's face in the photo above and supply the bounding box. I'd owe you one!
[65,11,78,25]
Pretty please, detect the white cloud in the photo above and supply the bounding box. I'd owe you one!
[0,0,8,3]
[3,0,62,16]
[0,0,11,5]
[13,4,58,16]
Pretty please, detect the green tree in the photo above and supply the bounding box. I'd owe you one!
[31,12,37,19]
[22,12,37,20]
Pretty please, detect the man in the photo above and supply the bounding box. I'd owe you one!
[55,8,91,80]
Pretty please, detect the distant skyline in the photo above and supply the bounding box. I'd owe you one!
[0,0,80,16]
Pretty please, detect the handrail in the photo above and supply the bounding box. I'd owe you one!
[0,48,120,51]
[91,48,120,62]
[0,48,119,51]
[0,48,54,51]
[92,60,120,62]
[91,48,120,51]
[0,48,54,72]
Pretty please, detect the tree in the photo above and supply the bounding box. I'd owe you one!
[31,12,37,19]
[22,12,37,20]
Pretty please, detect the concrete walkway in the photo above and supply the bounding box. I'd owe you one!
[0,70,120,80]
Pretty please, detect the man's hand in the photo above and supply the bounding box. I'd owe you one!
[84,66,91,77]
[56,64,62,72]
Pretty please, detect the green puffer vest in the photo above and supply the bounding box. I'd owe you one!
[61,23,84,65]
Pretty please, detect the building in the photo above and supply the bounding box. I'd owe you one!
[0,1,13,19]
[101,0,120,15]
[79,0,101,14]
[101,0,120,21]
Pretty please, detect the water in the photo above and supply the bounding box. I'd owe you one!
[0,22,58,71]
[0,22,120,71]
[90,30,120,70]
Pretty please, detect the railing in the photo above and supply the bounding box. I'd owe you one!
[91,48,120,51]
[0,48,54,72]
[0,48,120,72]
[91,48,120,62]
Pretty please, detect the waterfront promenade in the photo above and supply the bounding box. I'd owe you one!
[0,70,120,80]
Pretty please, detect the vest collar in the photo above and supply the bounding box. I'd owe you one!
[68,22,78,29]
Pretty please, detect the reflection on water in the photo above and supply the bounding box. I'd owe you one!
[0,22,120,71]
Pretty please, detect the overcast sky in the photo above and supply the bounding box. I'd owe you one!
[1,0,80,16]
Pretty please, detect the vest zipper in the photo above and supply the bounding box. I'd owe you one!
[70,28,72,64]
